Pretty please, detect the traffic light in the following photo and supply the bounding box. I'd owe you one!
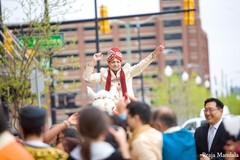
[184,0,195,25]
[4,31,13,53]
[99,5,110,34]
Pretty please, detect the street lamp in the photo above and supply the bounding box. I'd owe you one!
[204,80,210,89]
[195,75,202,85]
[181,71,189,82]
[164,65,173,77]
[165,65,173,105]
[181,71,189,118]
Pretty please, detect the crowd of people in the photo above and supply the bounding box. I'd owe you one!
[0,45,239,160]
[0,96,239,160]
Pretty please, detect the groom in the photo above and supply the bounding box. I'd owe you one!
[82,43,165,102]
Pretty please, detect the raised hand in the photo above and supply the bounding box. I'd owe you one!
[152,42,166,59]
[93,52,103,62]
[67,112,78,126]
[115,96,128,115]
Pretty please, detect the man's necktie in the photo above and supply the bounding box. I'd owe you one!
[208,125,215,151]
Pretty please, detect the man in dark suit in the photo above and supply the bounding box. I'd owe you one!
[195,98,232,160]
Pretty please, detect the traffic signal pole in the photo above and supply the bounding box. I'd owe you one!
[94,0,100,73]
[49,55,57,124]
[0,0,3,44]
[7,9,196,29]
[94,0,103,91]
[44,0,57,124]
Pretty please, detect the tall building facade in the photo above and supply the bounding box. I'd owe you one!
[52,0,209,118]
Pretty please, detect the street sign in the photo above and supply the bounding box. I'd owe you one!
[19,34,63,49]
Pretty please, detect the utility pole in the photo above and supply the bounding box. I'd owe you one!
[94,0,101,91]
[44,0,56,124]
[0,0,3,43]
[94,0,100,72]
[50,56,56,124]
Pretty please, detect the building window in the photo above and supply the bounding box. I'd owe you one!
[136,23,155,27]
[65,40,78,45]
[55,66,80,71]
[133,76,141,80]
[164,33,182,40]
[152,74,158,78]
[119,22,155,29]
[54,53,79,58]
[166,59,182,66]
[57,79,80,84]
[142,48,156,53]
[59,28,77,32]
[85,38,112,43]
[120,35,155,41]
[57,93,79,109]
[163,20,181,27]
[129,48,155,55]
[165,46,183,52]
[97,64,108,69]
[163,6,180,11]
[84,26,96,31]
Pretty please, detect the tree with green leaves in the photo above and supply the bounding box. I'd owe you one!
[0,0,77,127]
[150,71,211,124]
[218,93,240,115]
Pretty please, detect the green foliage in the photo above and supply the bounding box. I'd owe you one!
[218,94,240,115]
[151,71,211,123]
[0,0,79,127]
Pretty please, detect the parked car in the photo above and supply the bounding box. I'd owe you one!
[181,117,206,134]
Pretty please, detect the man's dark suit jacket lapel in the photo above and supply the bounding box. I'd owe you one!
[203,124,210,152]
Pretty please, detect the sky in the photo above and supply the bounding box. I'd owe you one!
[2,0,240,97]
